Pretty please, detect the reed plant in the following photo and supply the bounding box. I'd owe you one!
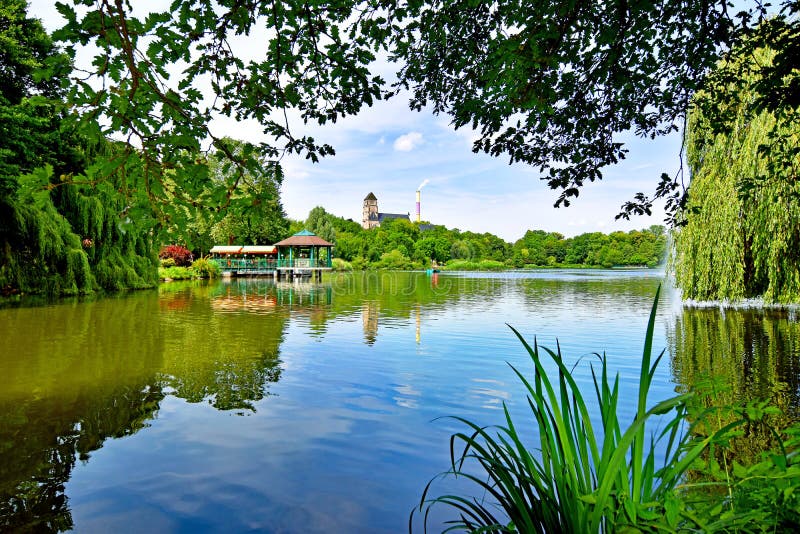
[412,286,741,533]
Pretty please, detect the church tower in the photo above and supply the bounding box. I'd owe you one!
[362,192,379,229]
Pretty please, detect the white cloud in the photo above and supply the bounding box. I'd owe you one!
[393,132,424,152]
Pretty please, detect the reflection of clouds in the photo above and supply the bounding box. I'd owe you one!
[469,378,510,410]
[71,395,366,532]
[393,383,421,409]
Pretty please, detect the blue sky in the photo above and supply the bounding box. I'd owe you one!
[31,0,677,242]
[270,97,676,241]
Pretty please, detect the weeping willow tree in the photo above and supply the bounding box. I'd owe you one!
[0,2,157,297]
[1,156,159,297]
[672,42,800,303]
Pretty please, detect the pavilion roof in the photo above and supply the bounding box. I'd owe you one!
[274,230,333,247]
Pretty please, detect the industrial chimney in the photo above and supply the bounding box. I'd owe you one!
[416,179,429,223]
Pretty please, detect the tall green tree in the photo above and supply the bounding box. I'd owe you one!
[0,0,72,199]
[305,206,338,243]
[206,140,289,246]
[0,2,157,296]
[671,44,800,302]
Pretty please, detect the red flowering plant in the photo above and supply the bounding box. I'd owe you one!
[159,245,193,266]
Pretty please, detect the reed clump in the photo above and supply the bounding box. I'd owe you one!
[413,287,800,533]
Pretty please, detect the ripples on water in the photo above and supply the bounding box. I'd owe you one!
[0,270,798,532]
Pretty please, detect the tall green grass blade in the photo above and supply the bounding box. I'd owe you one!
[632,284,661,515]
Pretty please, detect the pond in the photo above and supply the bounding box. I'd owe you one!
[1,271,798,532]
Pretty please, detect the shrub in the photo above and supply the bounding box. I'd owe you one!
[191,257,220,279]
[160,257,176,268]
[158,266,193,280]
[331,258,352,271]
[351,256,369,270]
[159,244,193,266]
[374,249,412,270]
[442,259,506,271]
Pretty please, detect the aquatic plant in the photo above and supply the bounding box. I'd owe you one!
[412,287,741,532]
[190,257,220,279]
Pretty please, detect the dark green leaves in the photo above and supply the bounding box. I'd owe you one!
[390,0,735,213]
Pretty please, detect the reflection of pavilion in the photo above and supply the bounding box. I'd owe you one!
[362,301,379,345]
[211,279,333,314]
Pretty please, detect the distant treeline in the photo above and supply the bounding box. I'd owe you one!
[297,207,666,270]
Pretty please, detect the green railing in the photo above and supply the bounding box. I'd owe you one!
[211,257,331,271]
[212,258,276,271]
[276,258,331,268]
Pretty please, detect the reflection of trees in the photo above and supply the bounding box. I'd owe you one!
[164,349,282,411]
[158,282,289,411]
[667,307,800,463]
[0,386,163,533]
[328,271,507,319]
[519,275,663,309]
[203,272,513,347]
[0,292,165,532]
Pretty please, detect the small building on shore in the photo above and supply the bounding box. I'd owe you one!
[208,230,332,279]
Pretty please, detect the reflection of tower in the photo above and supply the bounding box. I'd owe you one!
[415,305,421,344]
[362,192,379,229]
[362,301,379,345]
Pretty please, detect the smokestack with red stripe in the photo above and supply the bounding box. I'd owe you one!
[416,179,429,223]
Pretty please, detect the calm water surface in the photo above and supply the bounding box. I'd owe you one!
[1,271,798,532]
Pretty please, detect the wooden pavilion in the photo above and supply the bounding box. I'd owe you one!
[274,230,333,280]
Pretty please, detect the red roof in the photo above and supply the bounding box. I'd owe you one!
[274,235,333,247]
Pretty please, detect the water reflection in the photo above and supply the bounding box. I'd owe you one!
[1,272,798,533]
[159,283,289,412]
[0,293,166,532]
[668,307,800,415]
[667,307,800,463]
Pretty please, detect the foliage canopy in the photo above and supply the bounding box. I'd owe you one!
[48,0,799,222]
[0,1,157,296]
[299,206,665,269]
